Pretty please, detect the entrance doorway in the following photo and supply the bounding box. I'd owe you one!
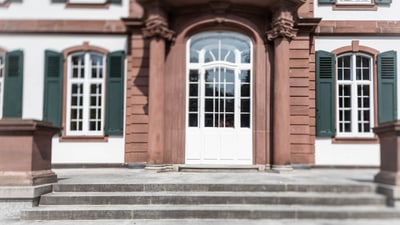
[185,32,253,164]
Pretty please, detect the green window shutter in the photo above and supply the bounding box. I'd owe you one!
[318,0,336,4]
[3,50,23,118]
[377,51,397,124]
[43,50,64,127]
[50,0,66,3]
[105,51,125,136]
[375,0,392,4]
[316,50,336,137]
[108,0,122,4]
[9,0,23,3]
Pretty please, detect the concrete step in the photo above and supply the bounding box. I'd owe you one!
[39,191,386,206]
[21,204,400,220]
[52,183,376,193]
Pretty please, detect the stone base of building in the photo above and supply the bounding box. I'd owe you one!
[0,170,57,186]
[375,171,400,186]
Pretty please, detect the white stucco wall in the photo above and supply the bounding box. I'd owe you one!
[314,0,400,21]
[0,34,127,164]
[0,0,129,20]
[315,37,400,166]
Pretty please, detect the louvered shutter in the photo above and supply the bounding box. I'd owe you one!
[3,50,23,118]
[375,0,392,4]
[43,50,64,127]
[316,51,336,137]
[377,51,397,124]
[105,51,125,135]
[318,0,336,3]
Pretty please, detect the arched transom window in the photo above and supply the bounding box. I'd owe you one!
[187,31,252,129]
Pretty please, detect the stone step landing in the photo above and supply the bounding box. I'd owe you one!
[20,183,400,220]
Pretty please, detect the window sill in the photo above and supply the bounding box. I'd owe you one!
[0,1,10,8]
[333,4,377,11]
[59,135,109,142]
[332,137,378,144]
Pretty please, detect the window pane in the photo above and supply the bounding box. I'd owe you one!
[240,70,250,83]
[241,114,250,128]
[205,113,214,127]
[189,114,198,127]
[225,84,234,97]
[241,99,250,113]
[189,70,199,82]
[205,84,213,97]
[189,99,198,112]
[225,114,234,127]
[189,84,198,97]
[226,99,234,112]
[241,84,250,97]
[205,99,213,112]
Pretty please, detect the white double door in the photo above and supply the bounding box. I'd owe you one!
[186,65,252,164]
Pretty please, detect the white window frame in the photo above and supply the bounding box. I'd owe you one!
[0,53,4,119]
[66,52,106,136]
[336,0,373,5]
[336,53,374,138]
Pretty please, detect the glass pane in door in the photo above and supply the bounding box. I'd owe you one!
[204,67,235,128]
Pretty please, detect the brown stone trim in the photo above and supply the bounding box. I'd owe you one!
[62,41,109,59]
[58,136,109,142]
[332,41,379,56]
[332,137,379,144]
[332,3,377,11]
[0,20,127,34]
[317,21,400,36]
[60,42,109,139]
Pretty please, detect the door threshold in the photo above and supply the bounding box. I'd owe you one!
[177,164,265,172]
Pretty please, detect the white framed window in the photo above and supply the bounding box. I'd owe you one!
[336,53,374,138]
[66,52,105,136]
[0,53,4,118]
[336,0,373,4]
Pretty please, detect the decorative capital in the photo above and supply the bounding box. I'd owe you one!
[142,16,175,41]
[266,10,297,41]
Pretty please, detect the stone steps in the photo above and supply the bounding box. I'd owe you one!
[51,183,376,193]
[20,183,400,220]
[39,191,385,206]
[21,204,400,220]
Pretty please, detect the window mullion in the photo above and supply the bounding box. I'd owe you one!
[351,55,358,135]
[82,53,90,134]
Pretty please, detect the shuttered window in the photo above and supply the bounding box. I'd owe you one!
[316,51,336,137]
[43,50,64,127]
[377,51,397,124]
[316,49,398,138]
[0,53,4,118]
[3,50,23,118]
[105,51,125,135]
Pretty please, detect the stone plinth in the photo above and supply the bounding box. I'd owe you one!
[0,119,59,186]
[374,121,400,207]
[374,121,400,186]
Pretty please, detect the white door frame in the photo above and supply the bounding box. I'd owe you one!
[185,31,253,165]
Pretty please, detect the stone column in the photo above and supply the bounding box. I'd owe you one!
[142,6,174,164]
[266,9,297,171]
